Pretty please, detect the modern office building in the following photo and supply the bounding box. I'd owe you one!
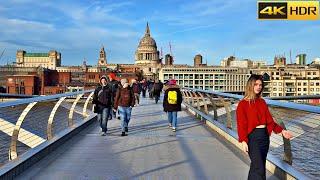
[159,66,250,92]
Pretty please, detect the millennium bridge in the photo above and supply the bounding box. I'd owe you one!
[0,88,319,179]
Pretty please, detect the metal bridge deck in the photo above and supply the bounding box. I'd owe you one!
[17,98,277,179]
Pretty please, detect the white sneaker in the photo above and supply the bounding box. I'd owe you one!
[101,132,106,136]
[172,127,176,132]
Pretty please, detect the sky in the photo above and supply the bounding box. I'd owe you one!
[0,0,319,66]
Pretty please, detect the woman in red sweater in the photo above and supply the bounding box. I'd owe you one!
[236,74,292,180]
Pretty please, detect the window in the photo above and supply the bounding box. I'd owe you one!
[303,88,307,91]
[273,83,277,86]
[298,82,301,86]
[273,88,277,91]
[303,82,307,86]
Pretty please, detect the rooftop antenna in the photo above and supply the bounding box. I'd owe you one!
[169,42,174,63]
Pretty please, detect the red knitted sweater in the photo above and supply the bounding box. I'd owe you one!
[236,97,283,143]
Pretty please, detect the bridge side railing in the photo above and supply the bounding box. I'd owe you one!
[181,87,320,179]
[0,90,95,165]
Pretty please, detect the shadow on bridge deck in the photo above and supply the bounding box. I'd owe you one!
[17,98,278,179]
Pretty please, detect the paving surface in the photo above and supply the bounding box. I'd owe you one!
[17,97,278,180]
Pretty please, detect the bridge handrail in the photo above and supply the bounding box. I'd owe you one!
[0,90,94,108]
[268,94,320,100]
[0,89,95,164]
[181,87,319,169]
[182,87,320,114]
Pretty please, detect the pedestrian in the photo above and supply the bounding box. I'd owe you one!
[114,78,135,136]
[236,74,292,180]
[131,79,141,105]
[92,75,113,136]
[148,79,154,99]
[163,79,183,132]
[153,79,163,104]
[108,72,120,119]
[141,79,147,98]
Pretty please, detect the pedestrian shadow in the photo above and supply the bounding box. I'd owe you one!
[128,160,188,179]
[113,139,178,155]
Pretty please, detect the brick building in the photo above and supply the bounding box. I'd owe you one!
[6,75,40,95]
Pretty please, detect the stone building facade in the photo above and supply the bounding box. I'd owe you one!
[98,46,107,66]
[16,50,61,70]
[135,23,161,79]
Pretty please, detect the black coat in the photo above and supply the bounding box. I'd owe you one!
[92,85,112,113]
[163,85,183,112]
[153,82,163,96]
[109,80,120,105]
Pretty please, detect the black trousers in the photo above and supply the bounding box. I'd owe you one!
[248,128,270,180]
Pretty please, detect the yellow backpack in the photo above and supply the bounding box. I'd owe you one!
[168,90,177,104]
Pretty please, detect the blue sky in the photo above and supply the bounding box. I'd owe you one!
[0,0,319,66]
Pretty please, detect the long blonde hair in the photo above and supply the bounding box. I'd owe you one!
[244,74,264,101]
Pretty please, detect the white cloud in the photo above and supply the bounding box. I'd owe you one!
[52,1,134,26]
[0,17,55,34]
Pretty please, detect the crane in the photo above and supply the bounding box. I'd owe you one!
[0,49,5,62]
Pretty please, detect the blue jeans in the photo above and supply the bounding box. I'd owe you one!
[118,106,132,132]
[167,111,178,128]
[97,107,111,133]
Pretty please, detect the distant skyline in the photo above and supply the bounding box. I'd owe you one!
[0,0,319,66]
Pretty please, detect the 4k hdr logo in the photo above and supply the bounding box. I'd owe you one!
[258,1,319,20]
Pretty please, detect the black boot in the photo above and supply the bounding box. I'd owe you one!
[121,132,126,136]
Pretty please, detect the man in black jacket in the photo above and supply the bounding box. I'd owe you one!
[92,75,112,136]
